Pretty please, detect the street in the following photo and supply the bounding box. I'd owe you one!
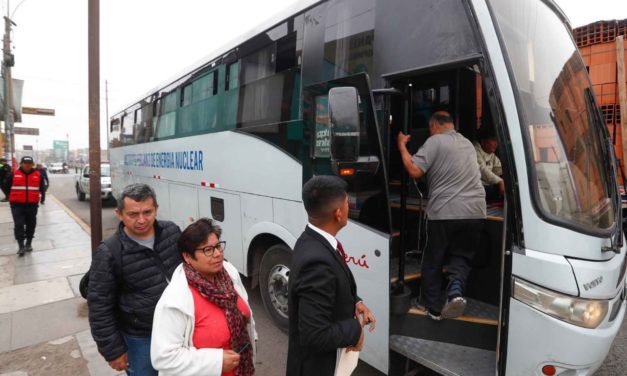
[45,173,626,375]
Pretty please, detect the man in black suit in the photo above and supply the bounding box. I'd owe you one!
[287,176,376,376]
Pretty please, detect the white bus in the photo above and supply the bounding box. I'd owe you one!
[109,0,627,374]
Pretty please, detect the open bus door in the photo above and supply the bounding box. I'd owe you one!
[302,73,392,373]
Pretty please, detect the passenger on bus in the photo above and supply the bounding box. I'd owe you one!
[474,130,504,201]
[287,176,376,376]
[397,111,486,320]
[151,218,257,376]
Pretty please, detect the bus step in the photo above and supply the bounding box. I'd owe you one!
[409,297,499,326]
[390,335,496,376]
[390,257,422,283]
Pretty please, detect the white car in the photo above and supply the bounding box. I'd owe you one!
[48,162,65,174]
[75,163,113,201]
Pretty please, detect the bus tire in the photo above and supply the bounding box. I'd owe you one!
[259,244,292,333]
[76,184,86,201]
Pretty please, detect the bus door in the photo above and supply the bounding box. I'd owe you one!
[303,73,392,373]
[379,64,507,375]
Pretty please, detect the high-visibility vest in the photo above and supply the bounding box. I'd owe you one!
[9,169,41,204]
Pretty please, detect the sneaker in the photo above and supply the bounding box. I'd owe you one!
[17,246,25,257]
[24,245,33,252]
[425,308,443,321]
[442,296,467,319]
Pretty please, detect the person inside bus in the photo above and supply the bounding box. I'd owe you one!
[151,218,257,376]
[397,111,486,320]
[474,130,504,201]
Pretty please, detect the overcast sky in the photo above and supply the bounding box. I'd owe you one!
[6,0,627,151]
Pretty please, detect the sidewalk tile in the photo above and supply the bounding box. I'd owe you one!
[14,258,90,285]
[0,256,15,288]
[75,330,120,376]
[10,297,89,351]
[0,239,54,256]
[67,274,84,298]
[0,313,10,353]
[0,277,74,314]
[14,245,91,267]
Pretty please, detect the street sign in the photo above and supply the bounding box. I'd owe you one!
[23,145,33,151]
[53,140,69,149]
[22,107,55,116]
[14,126,39,136]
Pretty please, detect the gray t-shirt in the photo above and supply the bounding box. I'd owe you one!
[412,129,486,220]
[128,234,155,250]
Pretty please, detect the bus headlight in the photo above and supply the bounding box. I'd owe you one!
[513,278,608,329]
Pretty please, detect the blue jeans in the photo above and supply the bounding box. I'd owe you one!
[122,334,157,376]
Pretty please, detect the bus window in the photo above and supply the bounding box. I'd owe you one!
[109,117,121,148]
[155,92,177,139]
[121,113,134,145]
[181,84,193,107]
[241,44,276,85]
[226,62,239,91]
[192,72,214,101]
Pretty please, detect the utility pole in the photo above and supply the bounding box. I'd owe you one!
[2,12,16,165]
[88,0,102,251]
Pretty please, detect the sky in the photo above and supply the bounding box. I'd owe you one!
[5,0,627,152]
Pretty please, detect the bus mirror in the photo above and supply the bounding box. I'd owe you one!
[328,87,360,162]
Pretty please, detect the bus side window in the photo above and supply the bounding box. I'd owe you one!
[226,62,239,91]
[155,92,177,139]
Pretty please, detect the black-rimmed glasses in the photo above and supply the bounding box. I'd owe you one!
[195,241,226,257]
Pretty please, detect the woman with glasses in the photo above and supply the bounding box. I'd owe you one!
[151,218,256,376]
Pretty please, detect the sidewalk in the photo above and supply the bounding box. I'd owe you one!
[0,195,121,376]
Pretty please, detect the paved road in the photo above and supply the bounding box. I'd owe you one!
[46,173,625,375]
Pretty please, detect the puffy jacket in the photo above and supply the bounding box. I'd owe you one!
[87,220,182,361]
[8,168,42,204]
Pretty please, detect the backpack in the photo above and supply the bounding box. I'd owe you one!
[79,235,124,299]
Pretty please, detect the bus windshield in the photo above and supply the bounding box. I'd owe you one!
[489,0,614,230]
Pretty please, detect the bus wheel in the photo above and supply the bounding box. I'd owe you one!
[76,184,86,201]
[259,244,292,332]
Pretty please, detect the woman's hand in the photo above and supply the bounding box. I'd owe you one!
[222,350,241,372]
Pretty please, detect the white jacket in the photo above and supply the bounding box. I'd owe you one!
[151,262,257,376]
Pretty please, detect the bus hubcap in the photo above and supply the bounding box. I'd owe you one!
[267,264,290,319]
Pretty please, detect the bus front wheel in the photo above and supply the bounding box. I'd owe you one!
[259,244,292,332]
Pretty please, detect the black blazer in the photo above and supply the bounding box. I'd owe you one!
[286,226,362,376]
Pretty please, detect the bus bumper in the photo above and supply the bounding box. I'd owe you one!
[505,288,625,376]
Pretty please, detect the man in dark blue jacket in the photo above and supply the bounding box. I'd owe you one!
[87,183,181,375]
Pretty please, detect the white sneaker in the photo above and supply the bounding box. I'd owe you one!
[442,296,467,319]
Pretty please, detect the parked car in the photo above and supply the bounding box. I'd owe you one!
[48,162,64,174]
[75,163,114,202]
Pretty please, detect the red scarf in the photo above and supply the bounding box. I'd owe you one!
[184,262,254,376]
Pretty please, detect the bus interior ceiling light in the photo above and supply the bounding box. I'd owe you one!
[513,278,609,329]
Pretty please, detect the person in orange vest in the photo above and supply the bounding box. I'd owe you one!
[3,156,46,256]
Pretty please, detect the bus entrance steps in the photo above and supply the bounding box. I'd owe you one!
[390,257,422,283]
[390,335,496,376]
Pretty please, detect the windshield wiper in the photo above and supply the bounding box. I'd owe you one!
[584,88,622,253]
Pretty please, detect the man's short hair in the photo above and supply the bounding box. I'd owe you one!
[117,183,158,211]
[178,218,222,260]
[478,128,497,141]
[302,175,347,219]
[429,111,454,127]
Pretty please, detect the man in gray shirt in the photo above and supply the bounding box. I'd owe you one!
[397,111,486,320]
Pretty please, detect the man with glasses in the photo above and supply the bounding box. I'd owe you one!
[87,183,182,375]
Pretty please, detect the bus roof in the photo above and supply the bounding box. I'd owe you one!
[116,0,322,116]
